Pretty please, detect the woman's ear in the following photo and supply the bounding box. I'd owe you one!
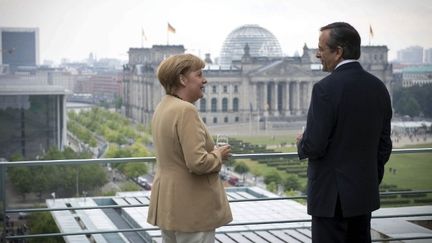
[179,75,186,86]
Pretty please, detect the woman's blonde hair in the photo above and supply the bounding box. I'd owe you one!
[157,54,205,95]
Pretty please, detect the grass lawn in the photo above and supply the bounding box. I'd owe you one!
[233,134,297,147]
[382,143,432,190]
[233,135,431,191]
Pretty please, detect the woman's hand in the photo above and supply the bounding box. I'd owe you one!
[214,144,231,161]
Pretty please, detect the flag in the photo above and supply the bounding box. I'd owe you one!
[141,28,147,41]
[167,23,176,34]
[369,25,374,38]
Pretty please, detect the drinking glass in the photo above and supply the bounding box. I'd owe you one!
[216,134,229,147]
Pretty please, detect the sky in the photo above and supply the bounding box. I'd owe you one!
[1,0,431,63]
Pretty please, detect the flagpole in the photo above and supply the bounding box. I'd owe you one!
[141,27,144,48]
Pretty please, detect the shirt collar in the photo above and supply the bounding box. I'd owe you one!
[335,59,358,70]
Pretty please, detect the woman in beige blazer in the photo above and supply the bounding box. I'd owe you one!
[147,54,232,243]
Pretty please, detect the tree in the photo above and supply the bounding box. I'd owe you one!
[395,95,421,117]
[8,167,32,200]
[267,181,277,193]
[28,212,64,243]
[114,96,123,110]
[123,163,148,179]
[8,147,108,199]
[393,84,432,118]
[234,161,250,182]
[264,170,282,185]
[284,175,301,191]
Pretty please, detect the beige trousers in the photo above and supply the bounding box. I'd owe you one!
[161,229,216,243]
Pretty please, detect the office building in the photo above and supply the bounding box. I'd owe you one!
[0,27,39,72]
[397,46,424,65]
[0,84,67,160]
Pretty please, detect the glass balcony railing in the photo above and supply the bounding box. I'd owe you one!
[1,148,432,242]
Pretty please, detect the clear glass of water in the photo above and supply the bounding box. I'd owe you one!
[216,134,229,147]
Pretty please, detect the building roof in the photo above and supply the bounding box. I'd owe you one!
[220,25,283,65]
[402,65,432,73]
[46,187,432,243]
[0,84,68,95]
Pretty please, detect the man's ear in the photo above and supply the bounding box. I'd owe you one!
[336,46,344,60]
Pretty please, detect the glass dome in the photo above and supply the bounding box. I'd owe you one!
[219,24,283,65]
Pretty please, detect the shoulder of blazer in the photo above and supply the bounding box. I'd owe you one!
[165,95,197,112]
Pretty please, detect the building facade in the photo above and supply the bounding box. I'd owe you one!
[123,26,393,127]
[424,48,432,64]
[397,46,424,65]
[0,27,39,72]
[400,65,432,87]
[0,85,67,160]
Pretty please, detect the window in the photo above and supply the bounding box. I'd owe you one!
[234,85,238,93]
[212,85,217,93]
[199,98,206,112]
[235,117,239,122]
[211,98,217,112]
[233,98,239,112]
[224,117,228,123]
[223,85,228,93]
[222,98,228,112]
[213,117,218,124]
[202,117,206,124]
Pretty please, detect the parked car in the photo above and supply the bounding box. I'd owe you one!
[136,176,152,190]
[228,176,239,186]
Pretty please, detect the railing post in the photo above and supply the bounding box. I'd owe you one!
[1,159,6,242]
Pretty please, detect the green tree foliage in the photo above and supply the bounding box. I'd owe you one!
[105,142,150,177]
[267,181,277,193]
[8,147,107,200]
[123,163,148,179]
[120,181,141,192]
[234,161,250,174]
[393,84,432,117]
[8,167,32,200]
[395,95,421,117]
[264,170,282,185]
[28,212,64,243]
[234,161,250,182]
[284,174,301,191]
[114,96,123,110]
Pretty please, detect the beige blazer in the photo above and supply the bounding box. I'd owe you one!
[147,95,232,232]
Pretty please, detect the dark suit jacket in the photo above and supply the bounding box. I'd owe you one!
[298,62,392,217]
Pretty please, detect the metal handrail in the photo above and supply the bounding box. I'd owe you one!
[1,147,431,167]
[6,190,432,214]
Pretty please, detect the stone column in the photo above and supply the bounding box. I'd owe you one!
[263,82,268,112]
[293,81,300,115]
[284,81,290,115]
[272,82,279,116]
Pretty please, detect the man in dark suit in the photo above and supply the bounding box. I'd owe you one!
[296,22,393,243]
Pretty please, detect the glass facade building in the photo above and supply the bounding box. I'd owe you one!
[219,25,283,65]
[0,85,66,160]
[0,28,39,72]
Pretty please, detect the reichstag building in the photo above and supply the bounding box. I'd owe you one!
[123,24,393,126]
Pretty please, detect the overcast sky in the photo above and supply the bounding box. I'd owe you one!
[1,0,431,63]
